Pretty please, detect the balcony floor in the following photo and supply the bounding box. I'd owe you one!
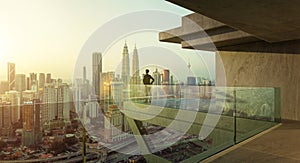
[205,120,300,163]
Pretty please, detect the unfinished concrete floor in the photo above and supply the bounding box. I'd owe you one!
[208,120,300,163]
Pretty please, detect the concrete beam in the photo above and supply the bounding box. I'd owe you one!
[219,39,300,54]
[182,13,225,30]
[181,30,259,50]
[159,27,183,44]
[159,13,230,43]
[166,0,300,43]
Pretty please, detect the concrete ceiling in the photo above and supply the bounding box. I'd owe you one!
[167,0,300,43]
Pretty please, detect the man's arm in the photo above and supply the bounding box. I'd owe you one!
[150,75,155,84]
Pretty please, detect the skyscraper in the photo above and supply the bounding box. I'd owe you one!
[8,62,15,90]
[42,84,56,123]
[46,73,51,84]
[29,73,37,89]
[92,52,102,97]
[22,100,41,146]
[132,45,140,85]
[83,66,87,83]
[121,42,130,87]
[6,90,21,124]
[163,69,170,85]
[0,101,12,137]
[153,68,161,85]
[0,81,9,94]
[58,83,72,122]
[87,95,99,118]
[111,81,124,107]
[82,66,89,99]
[39,73,45,89]
[22,101,35,131]
[26,77,30,90]
[41,82,71,124]
[15,74,26,92]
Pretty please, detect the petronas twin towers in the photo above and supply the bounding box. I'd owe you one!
[121,42,140,87]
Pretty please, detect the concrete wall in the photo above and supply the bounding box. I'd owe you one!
[216,51,300,121]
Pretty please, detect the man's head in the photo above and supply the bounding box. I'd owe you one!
[145,69,149,74]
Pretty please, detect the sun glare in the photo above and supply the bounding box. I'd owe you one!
[0,36,10,60]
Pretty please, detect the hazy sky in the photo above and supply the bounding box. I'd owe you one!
[0,0,215,83]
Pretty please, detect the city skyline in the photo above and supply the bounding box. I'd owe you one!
[0,1,216,83]
[0,0,194,81]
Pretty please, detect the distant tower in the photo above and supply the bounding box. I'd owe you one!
[92,52,102,97]
[0,81,9,94]
[187,60,196,85]
[121,42,130,87]
[0,101,13,137]
[8,62,15,90]
[15,74,26,92]
[6,91,21,124]
[132,44,140,85]
[22,100,41,146]
[29,73,37,88]
[39,73,45,89]
[111,81,124,107]
[162,69,170,85]
[46,73,51,84]
[83,66,87,83]
[26,77,30,90]
[153,68,161,85]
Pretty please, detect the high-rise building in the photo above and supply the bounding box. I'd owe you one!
[132,45,140,85]
[87,94,99,118]
[74,79,82,114]
[26,77,30,90]
[170,75,174,85]
[83,66,87,83]
[81,66,90,99]
[162,69,170,85]
[187,77,196,85]
[92,52,102,98]
[6,90,21,124]
[111,81,124,108]
[41,83,72,125]
[22,90,37,101]
[121,42,130,87]
[8,62,15,90]
[46,73,51,84]
[0,81,9,94]
[39,73,45,89]
[22,101,35,131]
[153,68,161,85]
[0,101,13,137]
[42,84,56,124]
[22,100,41,146]
[29,73,37,88]
[100,72,115,100]
[15,74,26,92]
[59,83,72,122]
[104,104,130,142]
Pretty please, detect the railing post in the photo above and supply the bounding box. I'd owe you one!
[233,89,237,144]
[274,87,281,122]
[82,103,86,163]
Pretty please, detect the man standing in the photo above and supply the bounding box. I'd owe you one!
[143,69,154,103]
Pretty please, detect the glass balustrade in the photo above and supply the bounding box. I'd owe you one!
[0,85,280,162]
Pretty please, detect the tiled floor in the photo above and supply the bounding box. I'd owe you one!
[210,120,300,163]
